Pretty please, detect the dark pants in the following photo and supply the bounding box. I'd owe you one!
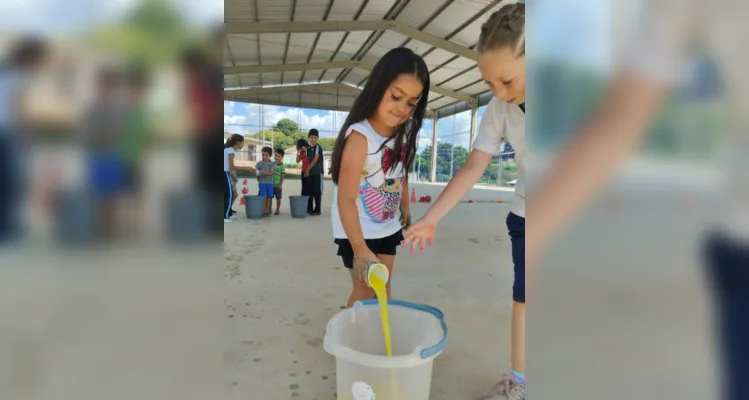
[704,232,749,400]
[301,175,310,198]
[194,135,223,235]
[506,212,525,303]
[0,134,23,244]
[307,173,322,213]
[223,172,233,220]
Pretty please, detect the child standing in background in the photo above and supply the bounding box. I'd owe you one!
[273,148,286,215]
[296,139,310,198]
[224,134,251,222]
[255,146,275,217]
[305,129,324,215]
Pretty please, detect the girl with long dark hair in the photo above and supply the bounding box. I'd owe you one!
[224,133,251,222]
[329,47,429,307]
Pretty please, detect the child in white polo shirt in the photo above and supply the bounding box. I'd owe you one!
[404,3,527,399]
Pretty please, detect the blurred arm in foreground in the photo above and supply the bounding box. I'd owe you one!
[526,0,701,269]
[528,1,749,398]
[526,77,666,266]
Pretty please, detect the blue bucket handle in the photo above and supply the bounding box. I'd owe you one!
[355,299,448,359]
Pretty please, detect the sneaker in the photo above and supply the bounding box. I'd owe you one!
[311,211,322,216]
[477,374,525,400]
[224,218,232,223]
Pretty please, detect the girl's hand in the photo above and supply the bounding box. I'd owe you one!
[352,246,380,285]
[402,216,437,255]
[399,206,412,229]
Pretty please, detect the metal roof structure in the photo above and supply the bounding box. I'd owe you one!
[223,0,506,116]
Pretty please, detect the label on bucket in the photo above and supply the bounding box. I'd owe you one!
[352,381,375,400]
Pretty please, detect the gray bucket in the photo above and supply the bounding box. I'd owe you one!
[245,195,265,219]
[54,188,96,246]
[289,196,309,219]
[166,189,206,243]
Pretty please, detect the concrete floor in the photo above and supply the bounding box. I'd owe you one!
[224,179,517,399]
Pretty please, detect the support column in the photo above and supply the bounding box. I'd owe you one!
[469,100,478,147]
[430,115,438,183]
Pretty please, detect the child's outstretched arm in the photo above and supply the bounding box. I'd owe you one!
[526,75,665,268]
[399,176,411,228]
[338,131,381,283]
[230,154,254,173]
[402,149,494,254]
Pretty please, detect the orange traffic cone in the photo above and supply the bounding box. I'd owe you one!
[410,188,417,203]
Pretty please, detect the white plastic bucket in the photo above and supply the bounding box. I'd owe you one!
[323,299,448,400]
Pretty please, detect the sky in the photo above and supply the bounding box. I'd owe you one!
[531,0,616,71]
[0,0,222,34]
[225,101,488,153]
[224,102,351,138]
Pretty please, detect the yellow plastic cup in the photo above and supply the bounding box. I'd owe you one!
[367,263,389,288]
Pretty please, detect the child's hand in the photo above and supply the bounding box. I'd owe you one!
[399,206,412,229]
[402,216,437,255]
[352,247,381,285]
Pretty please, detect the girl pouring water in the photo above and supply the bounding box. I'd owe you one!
[329,47,429,308]
[403,3,527,399]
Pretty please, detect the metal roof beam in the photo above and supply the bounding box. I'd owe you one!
[428,85,474,103]
[225,61,372,75]
[224,82,362,98]
[390,21,479,61]
[226,20,394,34]
[226,20,478,61]
[226,62,472,103]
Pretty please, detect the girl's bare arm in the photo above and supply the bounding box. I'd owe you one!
[338,131,372,255]
[527,74,667,264]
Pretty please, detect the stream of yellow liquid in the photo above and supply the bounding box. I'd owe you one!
[369,273,392,357]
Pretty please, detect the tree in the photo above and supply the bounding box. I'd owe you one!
[272,118,300,136]
[88,0,197,68]
[412,142,515,185]
[318,138,335,151]
[411,142,469,182]
[244,130,297,150]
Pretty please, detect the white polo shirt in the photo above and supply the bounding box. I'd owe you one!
[624,0,749,241]
[472,97,526,218]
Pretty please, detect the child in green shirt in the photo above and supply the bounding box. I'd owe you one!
[273,148,286,215]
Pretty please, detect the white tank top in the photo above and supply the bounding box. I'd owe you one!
[331,119,405,239]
